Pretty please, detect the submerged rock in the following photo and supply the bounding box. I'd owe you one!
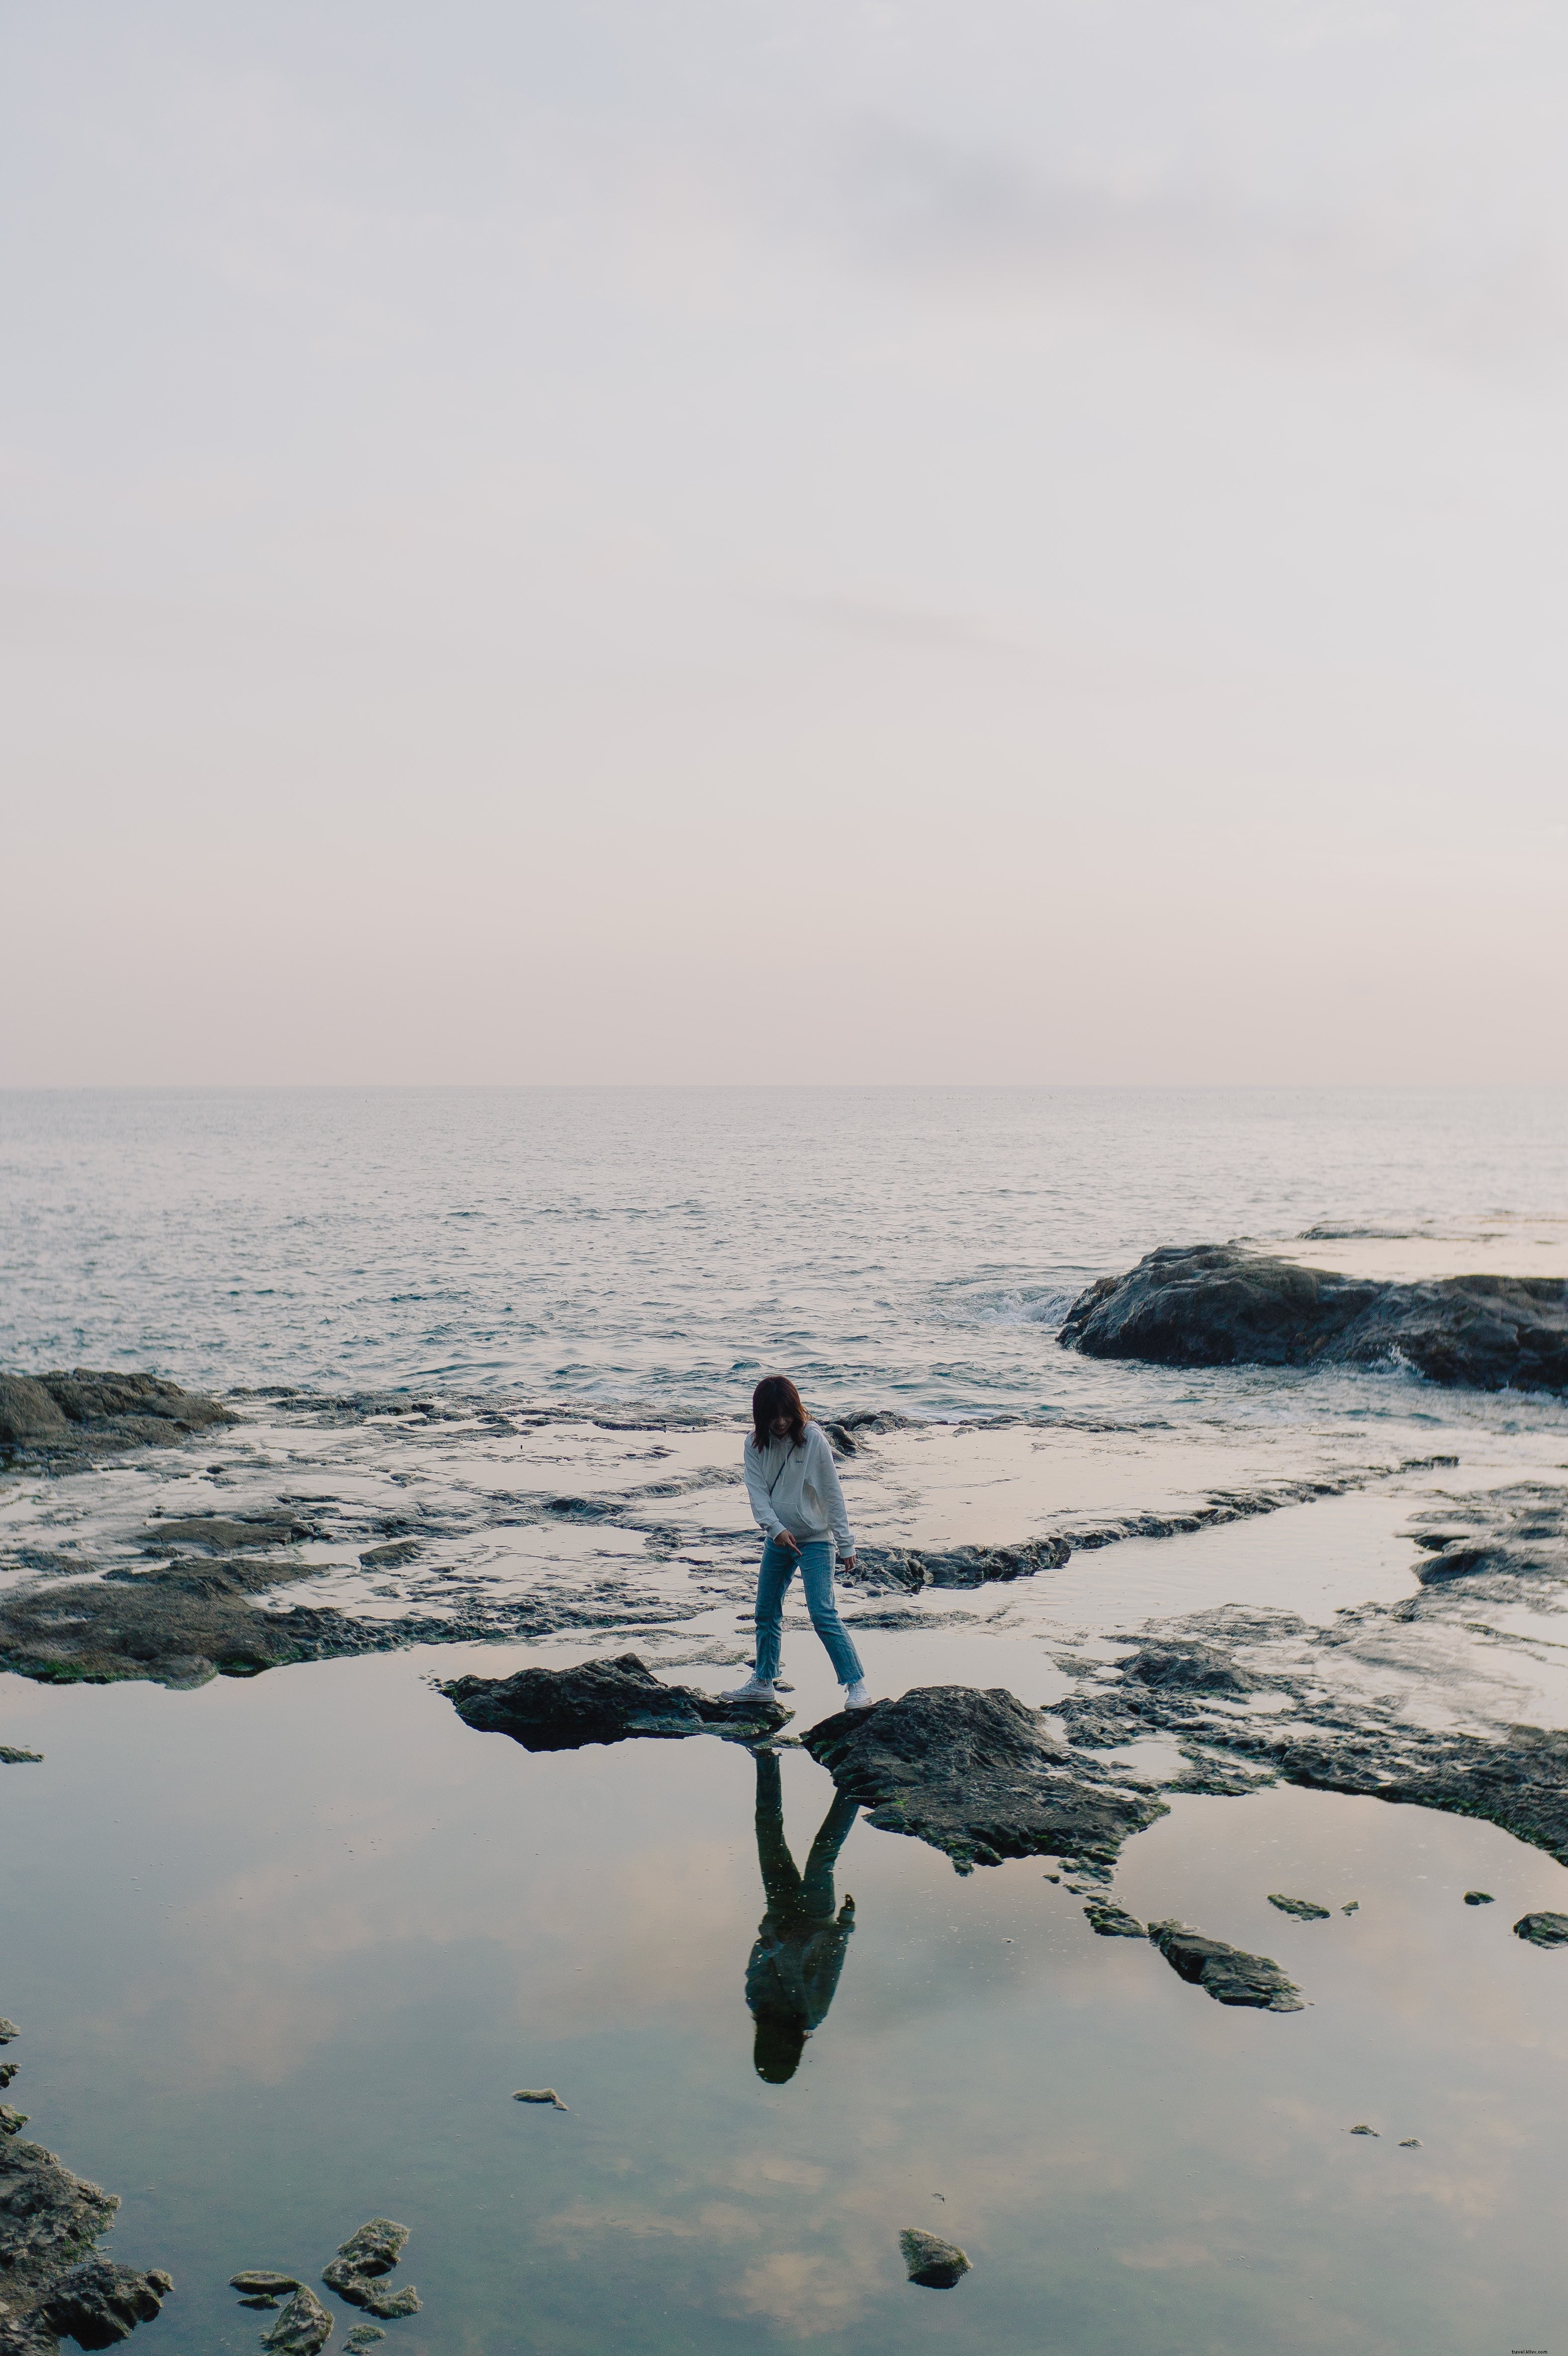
[1147,1920,1303,2012]
[443,1654,790,1751]
[35,2260,173,2349]
[1406,1484,1568,1586]
[847,1539,1069,1595]
[342,2333,385,2353]
[898,2228,972,2288]
[512,2089,567,2110]
[1267,1895,1331,1920]
[320,2270,419,2321]
[230,2275,301,2298]
[1513,1911,1568,1948]
[261,2284,333,2354]
[1059,1245,1568,1393]
[802,1687,1166,1875]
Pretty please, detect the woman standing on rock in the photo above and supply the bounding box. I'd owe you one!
[727,1375,876,1711]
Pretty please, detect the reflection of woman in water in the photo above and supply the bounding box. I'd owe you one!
[727,1374,876,1712]
[745,1748,859,2084]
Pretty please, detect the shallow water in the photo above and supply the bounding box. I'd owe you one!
[4,1629,1568,2356]
[3,1086,1568,2354]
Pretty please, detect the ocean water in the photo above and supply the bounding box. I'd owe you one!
[4,1082,1566,1405]
[3,1086,1568,2356]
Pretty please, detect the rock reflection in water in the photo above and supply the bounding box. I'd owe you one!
[745,1751,858,2084]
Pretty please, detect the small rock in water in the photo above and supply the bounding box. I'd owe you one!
[1084,1902,1145,1939]
[0,1747,43,1764]
[1399,2138,1423,2148]
[1348,2124,1379,2136]
[0,2020,19,2042]
[263,2283,334,2355]
[1514,1911,1568,1947]
[899,2228,973,2289]
[240,2295,281,2309]
[1464,1891,1494,1905]
[0,2062,16,2086]
[343,2330,386,2352]
[1147,1920,1303,2012]
[332,2220,410,2278]
[1267,1895,1331,1921]
[1341,1902,1360,1914]
[321,2271,421,2320]
[513,2088,568,2110]
[0,2106,28,2135]
[232,2273,302,2297]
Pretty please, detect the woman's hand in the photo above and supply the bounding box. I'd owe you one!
[773,1528,801,1553]
[840,1553,856,1572]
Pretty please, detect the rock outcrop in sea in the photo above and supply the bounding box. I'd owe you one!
[0,1373,234,1462]
[443,1653,792,1749]
[1058,1245,1568,1391]
[802,1686,1166,1874]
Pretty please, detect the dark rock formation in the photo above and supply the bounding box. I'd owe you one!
[261,2285,333,2355]
[1267,1895,1330,1920]
[329,2222,407,2279]
[898,2229,972,2288]
[1084,1901,1145,1938]
[802,1687,1166,1874]
[1147,1920,1303,2011]
[845,1540,1068,1595]
[0,2124,170,2354]
[140,1514,311,1554]
[230,2274,299,2298]
[1122,1643,1257,1696]
[34,2263,172,2350]
[443,1654,791,1751]
[1513,1911,1568,1948]
[320,2218,418,2320]
[1059,1245,1568,1393]
[1464,1891,1493,1906]
[1406,1485,1568,1586]
[0,1372,234,1461]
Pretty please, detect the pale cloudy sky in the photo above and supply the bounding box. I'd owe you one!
[4,0,1566,1083]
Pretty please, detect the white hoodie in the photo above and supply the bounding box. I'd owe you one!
[744,1423,855,1558]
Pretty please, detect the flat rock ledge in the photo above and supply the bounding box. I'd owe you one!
[802,1686,1166,1874]
[1147,1920,1304,2011]
[1058,1245,1568,1392]
[0,1372,234,1464]
[443,1653,792,1751]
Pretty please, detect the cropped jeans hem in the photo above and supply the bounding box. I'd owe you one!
[754,1537,865,1687]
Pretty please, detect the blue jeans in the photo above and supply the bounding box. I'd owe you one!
[754,1538,865,1687]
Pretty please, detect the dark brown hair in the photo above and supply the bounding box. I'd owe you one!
[751,1374,807,1452]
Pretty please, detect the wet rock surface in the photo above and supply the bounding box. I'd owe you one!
[0,2124,170,2354]
[261,2284,333,2354]
[1512,1911,1568,1948]
[1147,1921,1304,2011]
[0,1372,234,1463]
[803,1686,1166,1874]
[1268,1896,1330,1920]
[1084,1901,1146,1938]
[847,1539,1070,1594]
[444,1654,791,1750]
[34,2263,172,2351]
[1060,1245,1568,1392]
[898,2228,972,2288]
[1405,1484,1568,1586]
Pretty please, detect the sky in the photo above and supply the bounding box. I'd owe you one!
[3,0,1566,1085]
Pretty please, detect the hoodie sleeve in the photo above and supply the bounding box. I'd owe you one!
[744,1440,785,1540]
[807,1425,855,1558]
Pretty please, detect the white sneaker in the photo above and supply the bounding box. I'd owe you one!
[843,1680,877,1710]
[723,1675,776,1701]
